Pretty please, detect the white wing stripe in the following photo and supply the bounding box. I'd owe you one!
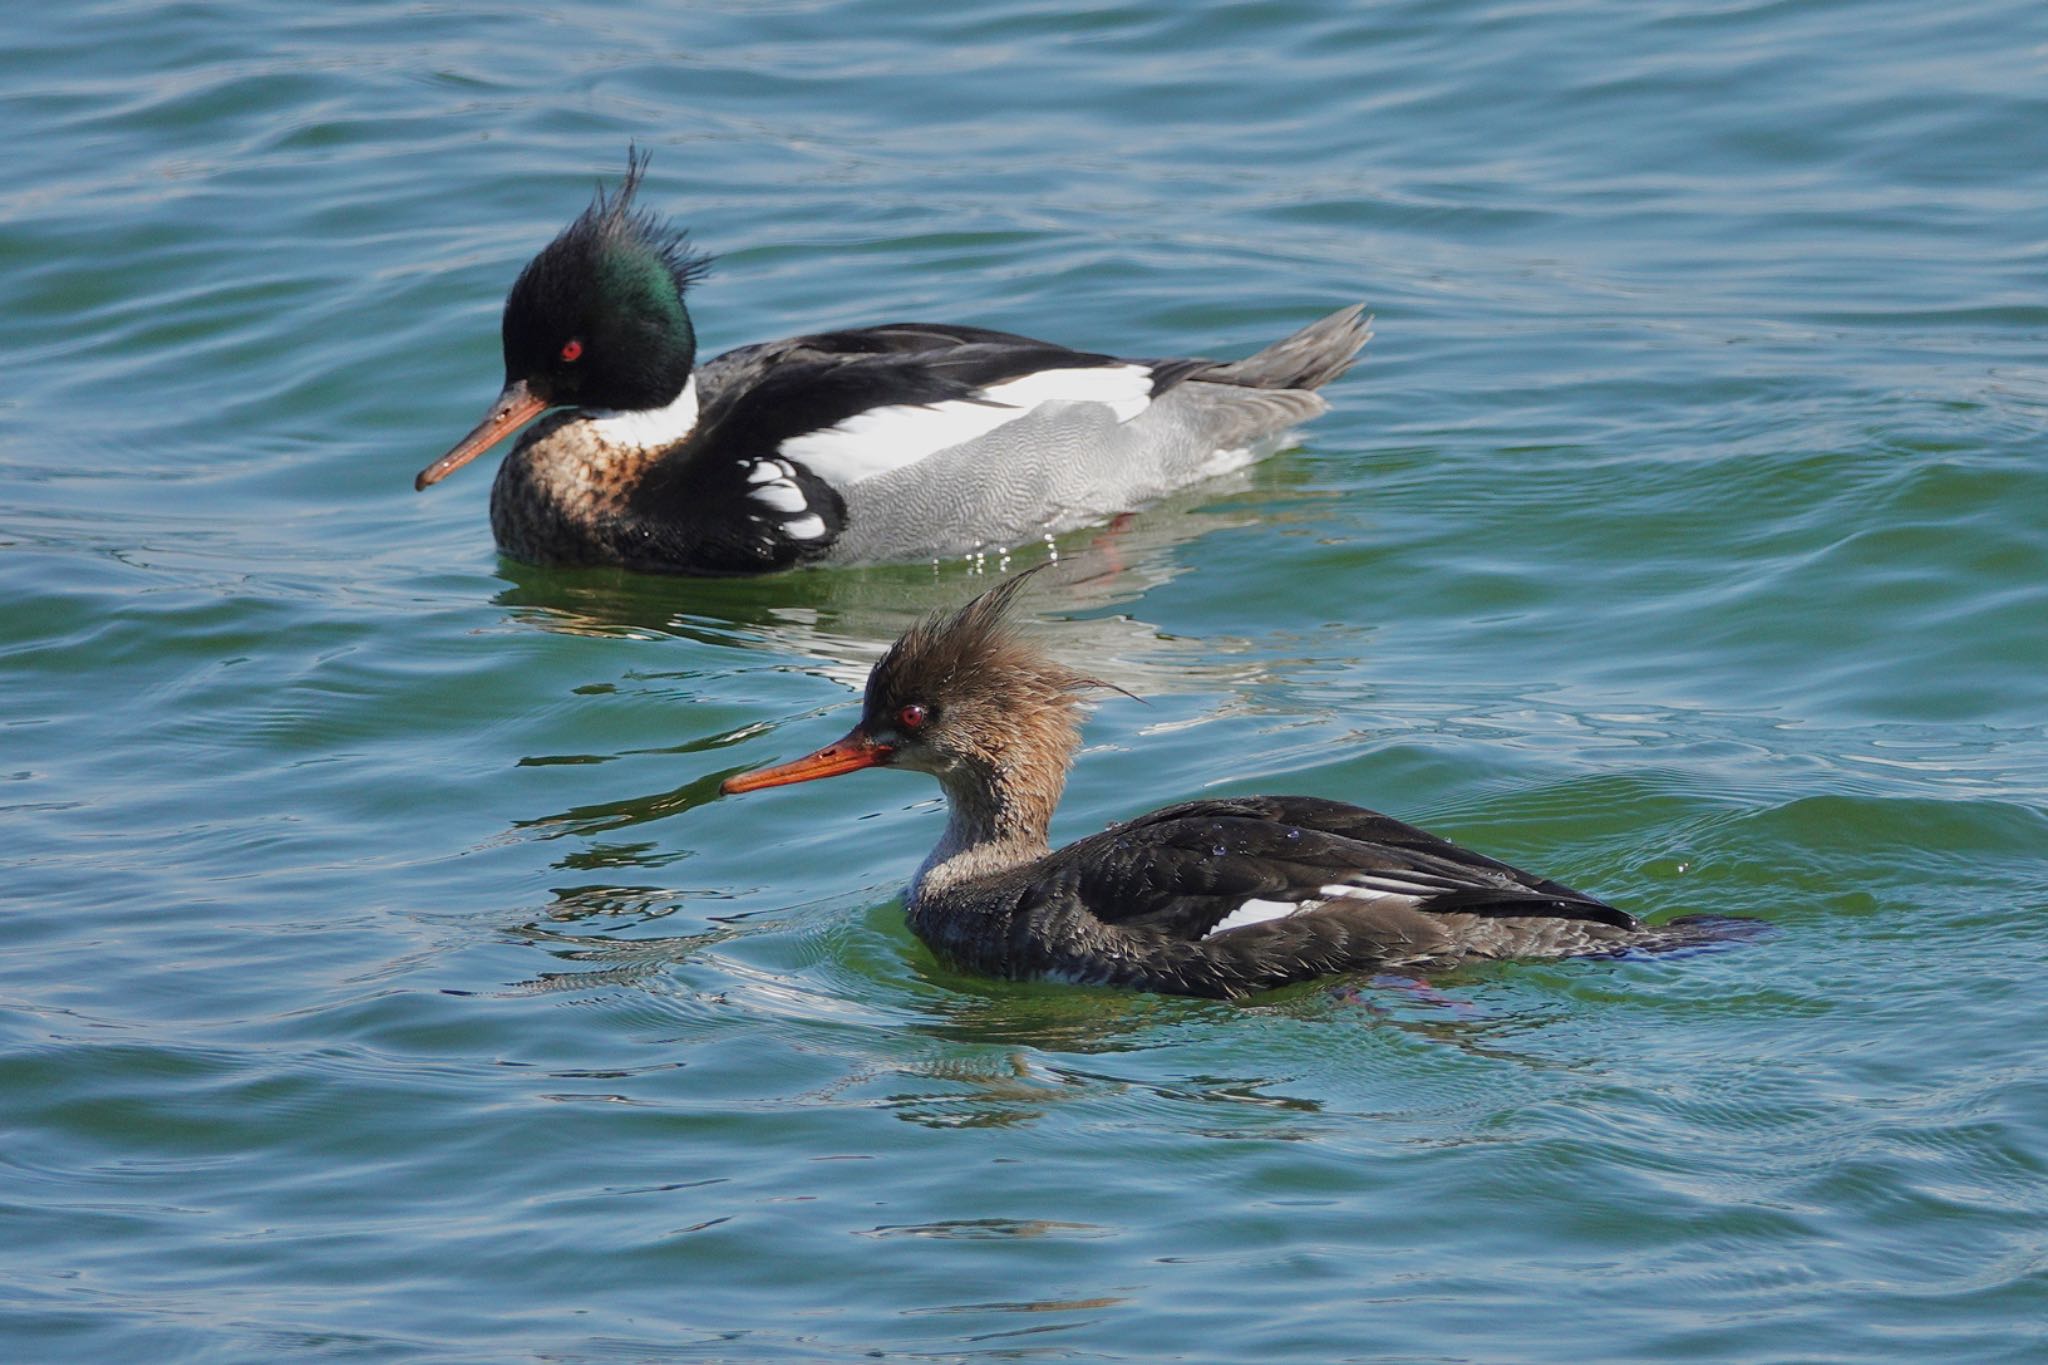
[1323,873,1463,898]
[1203,880,1444,940]
[979,364,1153,422]
[1203,896,1318,939]
[778,364,1155,488]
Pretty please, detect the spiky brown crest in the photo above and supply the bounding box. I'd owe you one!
[860,568,1137,851]
[862,567,1114,728]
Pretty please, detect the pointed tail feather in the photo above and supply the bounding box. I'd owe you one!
[1201,303,1372,391]
[1615,914,1771,958]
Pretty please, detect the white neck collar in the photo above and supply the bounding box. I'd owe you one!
[582,374,699,448]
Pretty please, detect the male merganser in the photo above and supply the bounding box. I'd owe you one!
[416,153,1371,574]
[721,573,1730,999]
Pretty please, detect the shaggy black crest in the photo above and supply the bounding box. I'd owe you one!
[576,148,715,295]
[498,148,715,412]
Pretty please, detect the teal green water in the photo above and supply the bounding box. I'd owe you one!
[5,1,2046,1358]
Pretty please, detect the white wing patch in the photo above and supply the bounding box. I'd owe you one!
[751,479,808,514]
[1202,877,1445,941]
[1204,897,1319,939]
[777,363,1155,488]
[979,364,1153,422]
[737,456,831,543]
[1319,878,1439,903]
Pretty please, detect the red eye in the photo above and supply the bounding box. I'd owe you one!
[560,339,584,363]
[897,703,927,731]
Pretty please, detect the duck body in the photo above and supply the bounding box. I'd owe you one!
[723,573,1732,1000]
[420,156,1370,574]
[904,794,1648,1000]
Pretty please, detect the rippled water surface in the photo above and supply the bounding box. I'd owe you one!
[6,1,2046,1359]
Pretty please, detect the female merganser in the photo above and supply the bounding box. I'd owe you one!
[416,154,1371,574]
[721,573,1728,999]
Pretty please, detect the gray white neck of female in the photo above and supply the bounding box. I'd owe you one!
[910,717,1078,901]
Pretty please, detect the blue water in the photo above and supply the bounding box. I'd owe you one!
[5,1,2046,1359]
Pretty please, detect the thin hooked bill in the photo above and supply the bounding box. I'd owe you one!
[721,726,892,794]
[415,379,550,491]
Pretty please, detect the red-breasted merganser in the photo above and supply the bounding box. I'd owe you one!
[416,153,1371,575]
[721,574,1734,998]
